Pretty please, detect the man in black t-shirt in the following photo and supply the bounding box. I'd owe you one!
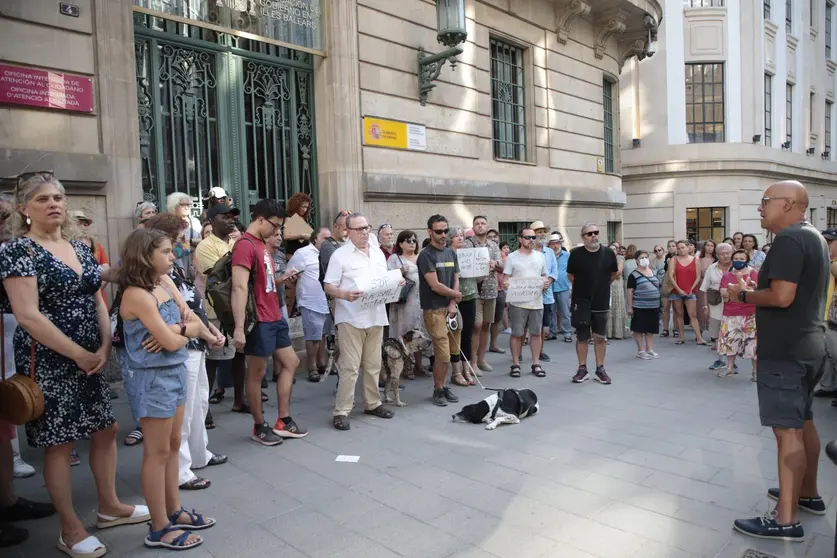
[566,223,618,384]
[727,181,829,543]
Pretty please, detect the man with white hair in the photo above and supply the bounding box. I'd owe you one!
[547,232,572,342]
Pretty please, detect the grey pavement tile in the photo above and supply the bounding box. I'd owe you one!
[443,547,502,558]
[708,428,778,450]
[641,471,765,513]
[627,540,701,558]
[672,498,754,533]
[560,517,648,558]
[534,431,631,459]
[353,473,458,522]
[510,476,615,519]
[202,524,307,558]
[576,454,656,483]
[715,537,811,558]
[804,533,836,557]
[614,448,720,482]
[574,471,653,501]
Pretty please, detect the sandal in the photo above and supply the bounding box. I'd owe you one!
[451,373,469,386]
[123,429,143,447]
[169,507,216,530]
[509,364,521,378]
[208,389,225,404]
[179,477,211,491]
[531,364,546,377]
[674,340,685,345]
[489,347,506,354]
[404,371,416,380]
[661,330,669,338]
[261,391,269,402]
[363,405,394,419]
[308,369,321,383]
[58,534,107,558]
[333,415,351,431]
[231,404,251,414]
[145,522,203,550]
[696,340,709,346]
[204,412,215,430]
[96,504,150,529]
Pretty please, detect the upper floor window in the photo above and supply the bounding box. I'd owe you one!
[827,2,833,59]
[765,0,771,19]
[786,0,793,34]
[603,79,615,173]
[685,63,725,143]
[683,0,724,6]
[810,92,816,134]
[826,101,833,158]
[786,83,794,148]
[490,38,527,162]
[765,74,773,146]
[811,0,816,27]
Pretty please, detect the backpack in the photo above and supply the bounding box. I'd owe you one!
[204,237,258,336]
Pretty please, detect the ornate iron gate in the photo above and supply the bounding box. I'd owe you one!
[133,12,318,220]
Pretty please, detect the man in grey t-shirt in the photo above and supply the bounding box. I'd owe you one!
[727,181,829,543]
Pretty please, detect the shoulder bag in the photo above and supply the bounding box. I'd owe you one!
[394,255,415,305]
[0,314,44,425]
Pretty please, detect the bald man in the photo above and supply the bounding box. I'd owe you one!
[727,180,830,542]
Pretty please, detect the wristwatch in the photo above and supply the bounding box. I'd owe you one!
[737,290,747,303]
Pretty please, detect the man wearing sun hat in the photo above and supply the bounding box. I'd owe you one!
[547,231,573,342]
[530,220,558,362]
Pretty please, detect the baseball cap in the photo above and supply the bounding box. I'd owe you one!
[822,228,837,241]
[207,204,240,219]
[207,187,228,199]
[548,232,563,243]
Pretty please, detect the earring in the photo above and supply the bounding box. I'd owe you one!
[25,216,31,225]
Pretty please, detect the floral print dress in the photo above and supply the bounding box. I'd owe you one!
[0,238,114,448]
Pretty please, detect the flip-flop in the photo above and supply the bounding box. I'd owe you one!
[489,347,506,354]
[208,390,225,404]
[123,429,143,446]
[178,477,211,491]
[261,391,269,402]
[96,505,150,529]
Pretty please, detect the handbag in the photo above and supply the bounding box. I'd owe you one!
[0,313,44,425]
[395,256,415,305]
[706,288,722,306]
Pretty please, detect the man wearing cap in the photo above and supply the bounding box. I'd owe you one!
[548,232,573,342]
[201,187,231,221]
[70,209,111,301]
[815,228,837,399]
[531,220,558,362]
[195,203,248,414]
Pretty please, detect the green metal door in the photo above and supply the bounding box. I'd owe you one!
[133,12,318,222]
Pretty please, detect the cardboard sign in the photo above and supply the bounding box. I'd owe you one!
[284,213,313,240]
[505,276,546,304]
[355,269,403,310]
[457,247,490,278]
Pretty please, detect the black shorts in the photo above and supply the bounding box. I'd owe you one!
[757,356,826,429]
[244,319,292,357]
[576,311,608,341]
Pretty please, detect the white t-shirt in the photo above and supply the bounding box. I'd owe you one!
[288,244,328,314]
[503,250,547,310]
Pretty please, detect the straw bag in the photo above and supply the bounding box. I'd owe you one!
[0,314,44,425]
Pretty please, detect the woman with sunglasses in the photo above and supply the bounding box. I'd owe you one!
[2,172,149,557]
[386,230,429,379]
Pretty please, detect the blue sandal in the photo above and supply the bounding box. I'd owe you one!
[168,507,216,531]
[145,522,203,550]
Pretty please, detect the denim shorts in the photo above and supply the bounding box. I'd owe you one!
[245,319,292,357]
[668,293,697,301]
[300,308,328,341]
[123,364,188,420]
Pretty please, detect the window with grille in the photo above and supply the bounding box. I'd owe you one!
[683,0,724,6]
[490,39,527,162]
[685,63,725,143]
[765,0,771,18]
[810,92,815,133]
[811,0,816,27]
[810,208,818,226]
[765,74,773,145]
[606,222,621,245]
[603,78,615,173]
[498,221,531,250]
[786,0,793,34]
[786,83,793,147]
[828,208,837,228]
[686,207,727,243]
[827,101,833,157]
[828,2,833,59]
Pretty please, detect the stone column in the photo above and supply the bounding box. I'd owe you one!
[314,0,364,221]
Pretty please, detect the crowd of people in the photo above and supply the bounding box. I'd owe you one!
[0,174,835,553]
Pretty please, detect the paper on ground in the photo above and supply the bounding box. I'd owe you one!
[335,455,360,462]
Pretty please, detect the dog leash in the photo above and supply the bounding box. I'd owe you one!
[448,304,501,392]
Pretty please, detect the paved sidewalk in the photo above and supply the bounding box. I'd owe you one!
[7,334,837,558]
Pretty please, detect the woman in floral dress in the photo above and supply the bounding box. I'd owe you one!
[387,230,428,379]
[1,172,148,557]
[718,249,758,380]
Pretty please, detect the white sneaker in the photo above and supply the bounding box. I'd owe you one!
[636,351,651,360]
[13,453,35,478]
[647,351,660,359]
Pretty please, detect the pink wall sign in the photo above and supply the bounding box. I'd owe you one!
[0,64,94,113]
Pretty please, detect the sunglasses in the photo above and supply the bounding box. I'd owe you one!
[432,228,449,235]
[378,223,391,232]
[350,225,372,233]
[337,209,354,217]
[521,235,537,241]
[583,231,600,237]
[403,238,417,244]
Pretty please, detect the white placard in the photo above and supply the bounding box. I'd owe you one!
[354,269,404,310]
[406,123,427,151]
[505,276,547,304]
[457,247,490,279]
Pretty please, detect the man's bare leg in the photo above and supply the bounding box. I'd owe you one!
[774,427,807,524]
[799,420,821,498]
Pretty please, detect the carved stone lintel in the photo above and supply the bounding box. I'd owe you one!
[618,38,647,71]
[594,15,627,60]
[555,0,591,45]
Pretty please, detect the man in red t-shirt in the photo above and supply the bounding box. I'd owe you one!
[231,199,304,446]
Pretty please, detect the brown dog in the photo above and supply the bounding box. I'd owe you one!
[381,330,432,407]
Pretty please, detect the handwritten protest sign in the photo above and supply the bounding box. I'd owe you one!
[505,276,546,304]
[457,247,490,278]
[354,269,404,310]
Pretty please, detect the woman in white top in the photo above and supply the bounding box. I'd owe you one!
[700,243,733,366]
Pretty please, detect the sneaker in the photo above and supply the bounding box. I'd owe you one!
[273,417,308,439]
[594,366,612,385]
[12,454,35,479]
[708,359,725,370]
[572,366,589,383]
[539,353,551,362]
[501,328,512,335]
[251,422,283,446]
[636,351,651,360]
[432,388,448,407]
[647,351,660,359]
[733,511,805,542]
[442,387,459,403]
[766,488,827,515]
[69,449,81,467]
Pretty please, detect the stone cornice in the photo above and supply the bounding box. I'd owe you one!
[555,0,591,45]
[618,35,647,70]
[594,10,629,60]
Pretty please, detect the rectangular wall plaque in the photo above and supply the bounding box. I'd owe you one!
[0,64,94,113]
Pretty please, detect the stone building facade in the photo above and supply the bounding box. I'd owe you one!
[621,0,837,250]
[0,0,663,256]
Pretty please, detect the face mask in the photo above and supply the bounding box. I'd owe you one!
[732,260,747,270]
[637,257,650,268]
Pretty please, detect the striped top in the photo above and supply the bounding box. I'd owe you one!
[627,269,661,309]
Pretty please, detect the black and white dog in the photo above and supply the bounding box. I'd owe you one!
[452,389,539,430]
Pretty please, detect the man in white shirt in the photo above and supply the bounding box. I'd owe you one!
[289,227,332,383]
[324,213,397,431]
[502,227,549,378]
